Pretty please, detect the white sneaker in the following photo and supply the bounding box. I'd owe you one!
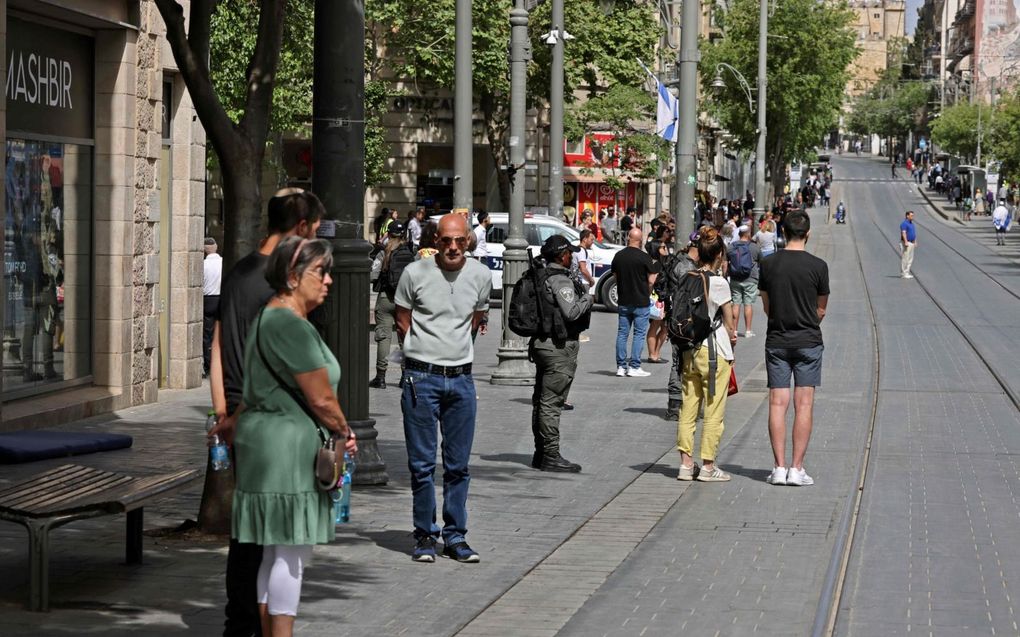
[744,330,756,338]
[616,367,627,377]
[766,467,788,485]
[901,273,914,279]
[627,368,651,377]
[787,467,814,486]
[579,335,590,342]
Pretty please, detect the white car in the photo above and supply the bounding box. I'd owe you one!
[478,213,624,311]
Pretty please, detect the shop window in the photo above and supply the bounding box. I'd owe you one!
[4,140,92,394]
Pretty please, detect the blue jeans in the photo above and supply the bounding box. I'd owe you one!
[400,369,477,545]
[616,304,650,369]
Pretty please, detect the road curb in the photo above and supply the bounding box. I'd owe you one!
[913,181,966,225]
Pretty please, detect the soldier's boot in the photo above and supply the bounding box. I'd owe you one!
[540,453,582,473]
[664,399,681,421]
[368,371,386,389]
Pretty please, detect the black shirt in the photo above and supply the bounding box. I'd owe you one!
[759,250,830,349]
[620,215,633,233]
[216,251,274,412]
[611,246,660,308]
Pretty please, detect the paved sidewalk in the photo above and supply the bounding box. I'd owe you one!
[0,303,706,636]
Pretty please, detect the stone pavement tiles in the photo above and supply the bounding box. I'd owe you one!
[1,304,685,636]
[834,174,1020,635]
[549,206,879,637]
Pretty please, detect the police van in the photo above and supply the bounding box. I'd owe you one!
[479,213,624,311]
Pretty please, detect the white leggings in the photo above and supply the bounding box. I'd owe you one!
[256,544,314,617]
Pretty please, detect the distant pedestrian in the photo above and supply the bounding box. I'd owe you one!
[677,228,737,482]
[602,209,618,244]
[610,227,660,377]
[754,220,778,256]
[370,222,414,389]
[899,210,917,279]
[395,214,492,563]
[208,188,324,637]
[407,206,425,251]
[416,221,439,260]
[619,208,634,237]
[759,210,829,487]
[530,235,594,473]
[203,237,222,378]
[727,225,762,338]
[993,199,1010,246]
[472,211,491,259]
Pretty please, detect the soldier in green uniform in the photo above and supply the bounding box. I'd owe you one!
[531,235,594,473]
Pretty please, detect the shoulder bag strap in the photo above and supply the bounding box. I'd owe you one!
[255,308,328,445]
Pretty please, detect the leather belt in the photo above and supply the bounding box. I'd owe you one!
[405,358,473,377]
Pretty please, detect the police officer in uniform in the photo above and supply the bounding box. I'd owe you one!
[531,235,594,473]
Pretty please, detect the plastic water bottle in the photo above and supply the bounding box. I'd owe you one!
[334,452,355,525]
[206,411,230,472]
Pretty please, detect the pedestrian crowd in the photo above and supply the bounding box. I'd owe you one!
[206,188,831,636]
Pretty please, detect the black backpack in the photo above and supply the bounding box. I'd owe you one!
[667,270,721,351]
[381,245,415,294]
[653,252,688,300]
[508,252,557,339]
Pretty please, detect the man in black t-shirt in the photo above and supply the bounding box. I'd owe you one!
[610,227,660,378]
[208,188,323,637]
[758,210,829,489]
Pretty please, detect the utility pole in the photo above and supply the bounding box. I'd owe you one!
[548,0,565,220]
[453,0,473,212]
[312,0,387,484]
[491,0,535,385]
[753,0,768,224]
[672,0,699,250]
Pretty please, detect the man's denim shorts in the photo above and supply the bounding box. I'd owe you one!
[765,345,824,388]
[730,278,759,305]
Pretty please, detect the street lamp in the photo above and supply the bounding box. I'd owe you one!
[491,0,534,385]
[711,64,756,115]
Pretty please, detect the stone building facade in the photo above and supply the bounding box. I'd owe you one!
[847,0,907,95]
[1,0,206,430]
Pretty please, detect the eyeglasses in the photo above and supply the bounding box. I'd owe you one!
[438,236,469,247]
[303,265,329,279]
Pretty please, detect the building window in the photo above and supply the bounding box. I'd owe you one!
[4,140,92,391]
[874,12,881,18]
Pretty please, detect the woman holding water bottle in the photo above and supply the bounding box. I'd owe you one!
[231,236,357,637]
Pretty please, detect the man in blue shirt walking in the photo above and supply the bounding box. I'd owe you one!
[899,210,917,279]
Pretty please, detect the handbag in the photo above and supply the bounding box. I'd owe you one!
[255,308,340,492]
[649,293,664,320]
[727,367,739,396]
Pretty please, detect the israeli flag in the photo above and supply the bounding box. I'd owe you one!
[656,81,678,142]
[638,58,677,142]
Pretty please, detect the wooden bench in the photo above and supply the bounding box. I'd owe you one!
[0,463,200,611]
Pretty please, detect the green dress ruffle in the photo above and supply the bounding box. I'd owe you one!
[231,308,341,546]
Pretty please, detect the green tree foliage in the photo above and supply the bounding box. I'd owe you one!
[701,0,859,196]
[209,0,313,134]
[847,81,931,139]
[564,85,670,190]
[930,102,981,161]
[210,0,389,187]
[366,0,658,208]
[988,92,1020,179]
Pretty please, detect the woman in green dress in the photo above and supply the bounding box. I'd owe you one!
[232,236,357,637]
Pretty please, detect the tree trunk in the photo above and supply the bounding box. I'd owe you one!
[769,134,787,203]
[219,144,264,269]
[481,93,511,211]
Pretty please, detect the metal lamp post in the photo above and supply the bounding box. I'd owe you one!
[672,0,700,249]
[490,0,535,385]
[312,0,387,484]
[453,0,473,212]
[711,59,765,225]
[753,0,768,224]
[545,0,573,221]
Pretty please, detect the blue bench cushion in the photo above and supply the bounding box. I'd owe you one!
[0,431,133,464]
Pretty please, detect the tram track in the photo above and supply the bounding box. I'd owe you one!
[912,216,1020,304]
[812,172,1020,636]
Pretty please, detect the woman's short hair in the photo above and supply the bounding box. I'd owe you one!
[696,227,724,266]
[265,236,334,293]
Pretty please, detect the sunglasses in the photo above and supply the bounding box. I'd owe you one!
[438,236,469,247]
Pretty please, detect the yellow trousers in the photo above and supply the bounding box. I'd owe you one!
[677,345,732,462]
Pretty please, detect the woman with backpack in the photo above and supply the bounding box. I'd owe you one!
[677,228,738,482]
